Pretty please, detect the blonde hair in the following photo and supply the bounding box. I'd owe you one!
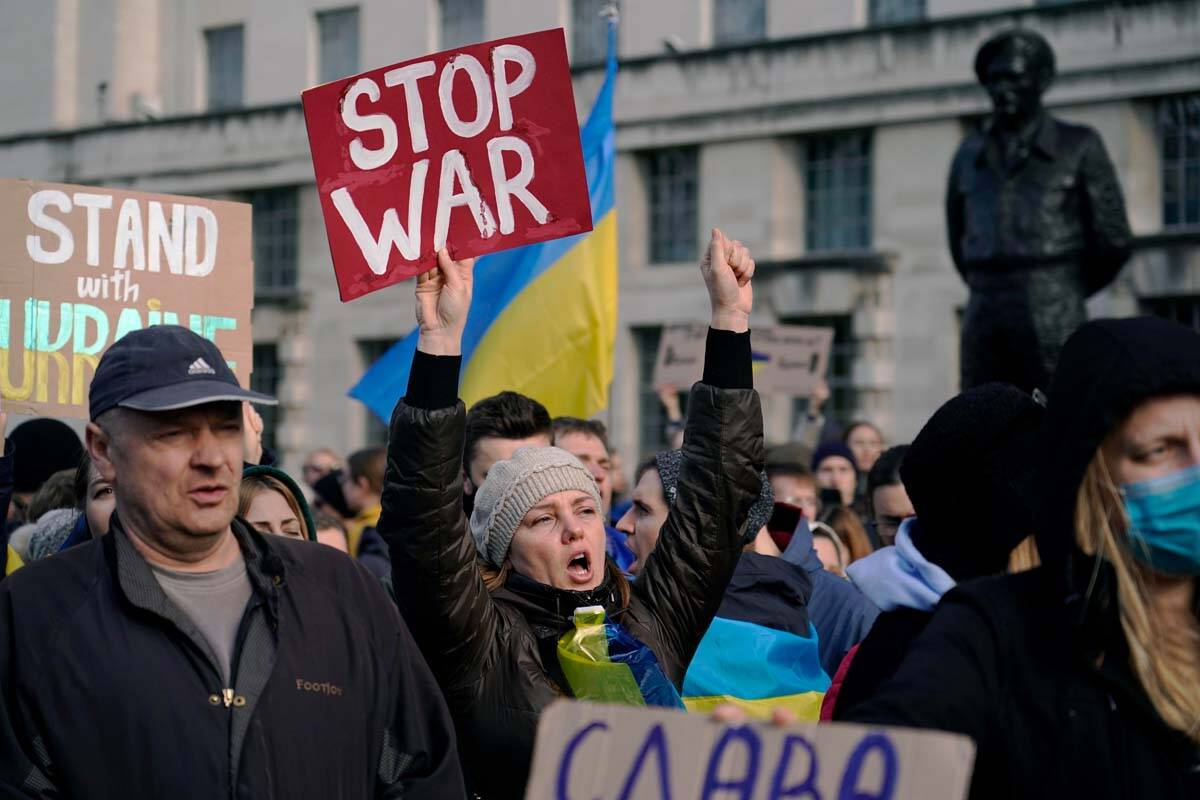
[1075,452,1200,743]
[238,474,310,541]
[1007,536,1041,573]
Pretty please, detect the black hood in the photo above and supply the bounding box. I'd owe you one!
[1036,316,1200,586]
[901,382,1044,582]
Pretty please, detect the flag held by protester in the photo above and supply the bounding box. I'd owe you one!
[351,22,619,420]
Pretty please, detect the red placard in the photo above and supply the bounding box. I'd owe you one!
[302,28,593,302]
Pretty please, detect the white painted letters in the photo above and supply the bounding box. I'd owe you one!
[384,62,436,154]
[112,198,145,270]
[148,201,185,274]
[184,205,218,277]
[332,159,430,273]
[434,149,497,252]
[26,190,74,264]
[71,192,113,267]
[438,55,493,139]
[342,78,399,171]
[491,45,536,131]
[487,136,549,234]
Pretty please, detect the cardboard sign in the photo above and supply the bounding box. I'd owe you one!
[654,324,834,396]
[0,179,254,419]
[527,700,976,800]
[302,28,593,302]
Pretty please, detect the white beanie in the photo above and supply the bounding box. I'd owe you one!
[469,446,602,567]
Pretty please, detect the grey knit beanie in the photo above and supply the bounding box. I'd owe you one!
[469,446,603,567]
[653,449,773,545]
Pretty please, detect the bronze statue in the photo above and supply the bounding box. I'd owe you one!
[947,29,1132,391]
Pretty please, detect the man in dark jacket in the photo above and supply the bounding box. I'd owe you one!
[947,29,1131,391]
[844,318,1200,799]
[0,325,464,799]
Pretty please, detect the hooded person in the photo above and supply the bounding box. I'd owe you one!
[383,234,765,799]
[239,465,318,543]
[3,419,84,565]
[675,469,832,720]
[826,383,1044,720]
[845,317,1200,799]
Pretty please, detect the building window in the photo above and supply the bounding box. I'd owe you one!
[252,344,283,452]
[1143,296,1200,330]
[642,147,699,264]
[205,25,244,111]
[634,327,663,456]
[244,187,299,297]
[359,338,399,445]
[572,0,615,65]
[440,0,483,49]
[1160,94,1200,230]
[786,315,857,429]
[868,0,925,25]
[805,130,873,252]
[713,0,766,45]
[317,7,360,83]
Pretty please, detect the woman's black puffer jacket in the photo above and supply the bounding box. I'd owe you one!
[379,334,764,799]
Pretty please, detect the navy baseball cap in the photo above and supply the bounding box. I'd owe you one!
[89,326,276,420]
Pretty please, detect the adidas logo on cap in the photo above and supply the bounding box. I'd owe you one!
[187,357,216,376]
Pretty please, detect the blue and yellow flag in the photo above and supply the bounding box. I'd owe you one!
[351,23,619,420]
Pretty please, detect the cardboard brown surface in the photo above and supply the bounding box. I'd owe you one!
[526,700,976,799]
[654,324,833,396]
[0,179,254,419]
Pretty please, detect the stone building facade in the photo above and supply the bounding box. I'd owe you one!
[0,0,1197,475]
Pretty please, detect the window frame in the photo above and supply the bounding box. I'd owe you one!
[243,186,301,300]
[1159,94,1200,231]
[440,0,484,50]
[867,0,926,26]
[804,129,874,253]
[316,6,361,84]
[252,343,284,452]
[642,146,700,265]
[712,0,766,46]
[204,24,245,112]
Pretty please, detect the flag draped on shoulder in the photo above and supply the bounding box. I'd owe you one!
[351,21,619,420]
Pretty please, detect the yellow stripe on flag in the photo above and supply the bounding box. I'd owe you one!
[682,691,826,722]
[461,212,618,417]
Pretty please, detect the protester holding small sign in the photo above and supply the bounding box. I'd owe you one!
[381,229,764,798]
[846,317,1200,799]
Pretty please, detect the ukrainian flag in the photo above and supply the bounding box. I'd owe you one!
[351,22,619,420]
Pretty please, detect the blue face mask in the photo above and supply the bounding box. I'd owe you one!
[1121,463,1200,576]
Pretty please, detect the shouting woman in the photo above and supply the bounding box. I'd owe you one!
[380,230,765,798]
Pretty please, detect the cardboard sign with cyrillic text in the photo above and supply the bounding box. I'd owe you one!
[654,323,834,395]
[302,28,593,301]
[526,700,976,800]
[0,179,254,419]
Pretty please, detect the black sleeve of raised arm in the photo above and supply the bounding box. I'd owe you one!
[702,328,753,390]
[404,351,462,411]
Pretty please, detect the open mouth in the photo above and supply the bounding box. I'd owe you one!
[566,551,594,584]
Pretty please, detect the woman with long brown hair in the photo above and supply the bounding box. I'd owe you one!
[380,233,765,799]
[846,316,1200,799]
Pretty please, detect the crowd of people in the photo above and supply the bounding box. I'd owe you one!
[0,227,1196,799]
